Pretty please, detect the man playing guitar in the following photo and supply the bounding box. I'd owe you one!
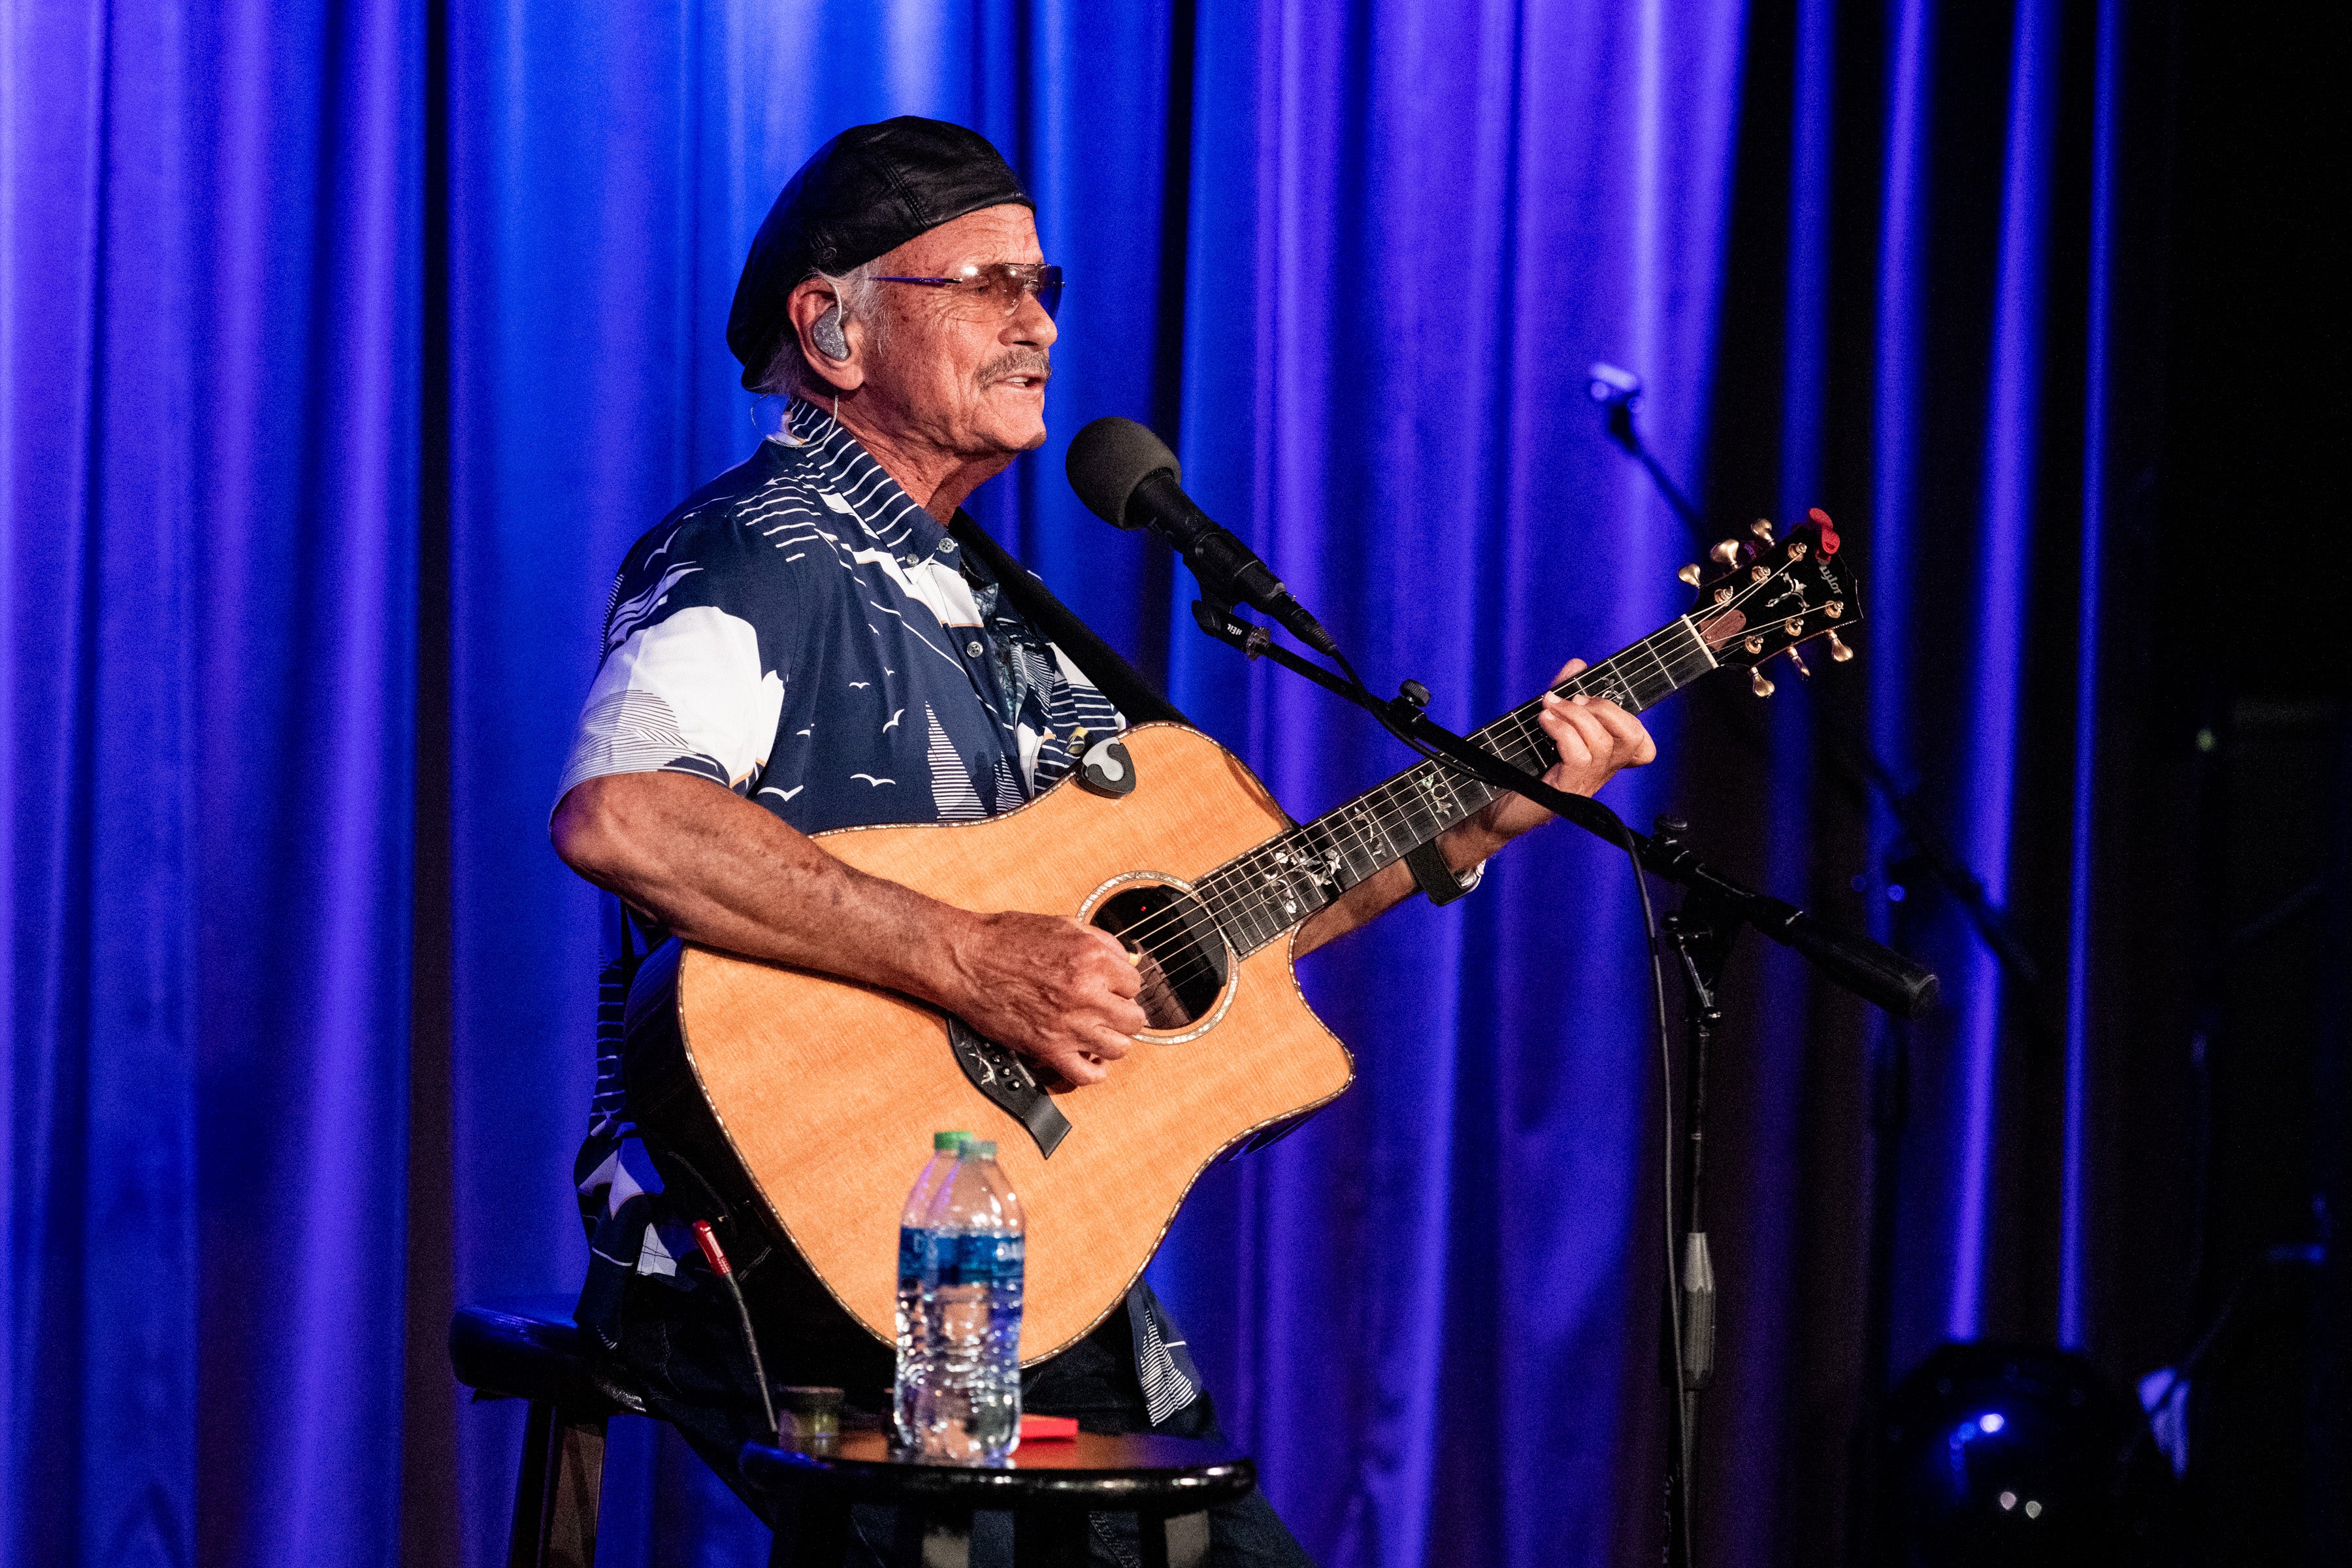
[549,117,1654,1565]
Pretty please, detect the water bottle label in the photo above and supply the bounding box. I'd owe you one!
[932,1232,1023,1286]
[898,1226,929,1284]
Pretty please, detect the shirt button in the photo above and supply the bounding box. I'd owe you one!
[966,640,985,658]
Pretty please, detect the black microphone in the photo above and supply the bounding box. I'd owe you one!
[1066,417,1339,657]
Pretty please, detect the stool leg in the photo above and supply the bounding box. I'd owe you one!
[507,1402,555,1568]
[887,1504,972,1568]
[1137,1510,1210,1568]
[545,1412,608,1568]
[506,1399,608,1568]
[1011,1505,1089,1568]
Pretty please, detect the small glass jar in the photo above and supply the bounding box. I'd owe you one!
[777,1386,843,1454]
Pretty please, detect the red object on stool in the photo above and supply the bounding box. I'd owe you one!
[1019,1414,1079,1441]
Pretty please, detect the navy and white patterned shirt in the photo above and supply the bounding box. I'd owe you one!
[557,401,1123,834]
[557,399,1198,1420]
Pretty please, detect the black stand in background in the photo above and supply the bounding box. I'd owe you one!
[1652,821,1739,1518]
[1590,372,2025,1562]
[1187,591,1938,1568]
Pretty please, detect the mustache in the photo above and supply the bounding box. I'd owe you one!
[979,350,1053,386]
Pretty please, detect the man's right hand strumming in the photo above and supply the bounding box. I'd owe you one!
[940,911,1145,1086]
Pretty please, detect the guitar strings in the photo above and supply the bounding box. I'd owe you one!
[1098,553,1834,962]
[1107,639,1701,964]
[1110,623,1722,960]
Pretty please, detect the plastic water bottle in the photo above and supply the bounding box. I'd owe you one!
[915,1139,1025,1461]
[892,1130,971,1450]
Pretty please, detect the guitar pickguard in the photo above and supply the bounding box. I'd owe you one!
[947,1016,1073,1159]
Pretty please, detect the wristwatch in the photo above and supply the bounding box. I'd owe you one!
[1404,839,1485,906]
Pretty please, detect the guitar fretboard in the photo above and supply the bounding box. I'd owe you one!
[1190,616,1718,956]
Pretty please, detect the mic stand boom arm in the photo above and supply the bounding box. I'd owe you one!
[1188,601,1941,1019]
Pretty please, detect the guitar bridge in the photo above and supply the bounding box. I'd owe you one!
[946,1017,1072,1159]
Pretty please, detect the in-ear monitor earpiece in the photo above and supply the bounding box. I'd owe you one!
[811,301,849,361]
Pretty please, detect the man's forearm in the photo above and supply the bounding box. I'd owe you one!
[556,770,1151,1083]
[551,771,975,1009]
[1292,819,1505,956]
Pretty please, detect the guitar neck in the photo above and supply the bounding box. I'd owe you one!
[1188,615,1720,956]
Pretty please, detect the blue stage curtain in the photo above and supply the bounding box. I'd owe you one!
[1684,1,2169,1557]
[2,1,419,1564]
[1148,6,1742,1565]
[3,2,2155,1565]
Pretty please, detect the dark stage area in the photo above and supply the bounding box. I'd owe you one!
[3,1,2344,1565]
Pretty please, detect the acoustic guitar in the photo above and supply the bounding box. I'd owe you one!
[623,513,1860,1362]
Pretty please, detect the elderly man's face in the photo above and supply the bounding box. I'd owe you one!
[855,204,1055,461]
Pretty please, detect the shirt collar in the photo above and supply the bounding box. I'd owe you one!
[779,397,953,564]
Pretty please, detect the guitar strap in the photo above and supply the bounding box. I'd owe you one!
[948,514,1194,730]
[949,517,1473,897]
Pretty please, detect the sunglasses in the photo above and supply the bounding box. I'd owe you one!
[869,262,1064,321]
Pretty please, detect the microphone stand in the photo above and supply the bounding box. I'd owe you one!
[1597,381,2016,1558]
[1188,595,1939,1568]
[1189,600,1940,1018]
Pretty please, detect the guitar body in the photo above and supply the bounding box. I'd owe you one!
[629,723,1355,1364]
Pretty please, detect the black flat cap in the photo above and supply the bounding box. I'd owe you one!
[728,117,1034,388]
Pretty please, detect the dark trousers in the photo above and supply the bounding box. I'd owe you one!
[611,1275,1315,1567]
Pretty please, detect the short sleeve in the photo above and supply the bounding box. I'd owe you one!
[555,606,786,807]
[554,521,791,809]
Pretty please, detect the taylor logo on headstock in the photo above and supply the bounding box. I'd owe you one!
[1682,508,1859,697]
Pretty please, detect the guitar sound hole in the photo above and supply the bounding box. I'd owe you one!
[1090,884,1231,1031]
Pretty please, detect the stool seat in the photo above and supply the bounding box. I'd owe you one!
[450,1296,647,1568]
[450,1296,647,1417]
[740,1429,1256,1568]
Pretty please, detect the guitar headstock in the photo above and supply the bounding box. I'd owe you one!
[1682,508,1864,695]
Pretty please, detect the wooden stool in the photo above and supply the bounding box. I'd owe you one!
[741,1429,1257,1568]
[449,1298,649,1568]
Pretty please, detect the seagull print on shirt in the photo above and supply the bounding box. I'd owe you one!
[850,774,894,787]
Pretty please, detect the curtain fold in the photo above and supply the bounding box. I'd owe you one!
[3,1,419,1563]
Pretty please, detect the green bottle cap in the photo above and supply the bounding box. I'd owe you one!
[970,1141,997,1160]
[934,1130,972,1152]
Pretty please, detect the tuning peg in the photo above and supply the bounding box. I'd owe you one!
[1784,646,1810,679]
[1827,630,1854,662]
[1750,668,1776,698]
[1750,517,1776,544]
[1678,563,1702,586]
[1711,538,1743,568]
